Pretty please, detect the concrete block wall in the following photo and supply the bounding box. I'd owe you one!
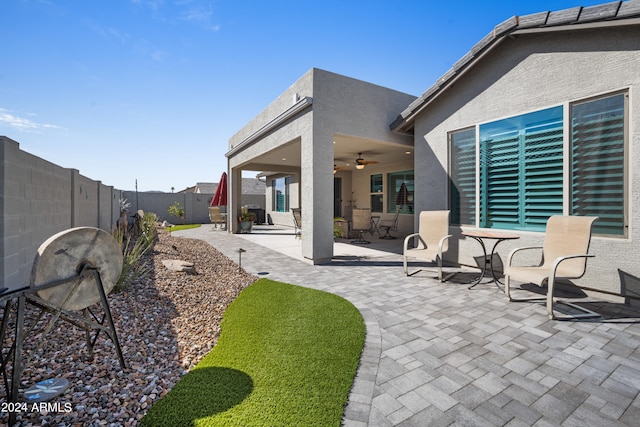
[1,137,118,292]
[123,191,213,225]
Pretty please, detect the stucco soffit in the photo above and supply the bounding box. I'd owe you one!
[226,96,312,158]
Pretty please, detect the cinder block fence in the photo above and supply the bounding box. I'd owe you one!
[0,137,213,292]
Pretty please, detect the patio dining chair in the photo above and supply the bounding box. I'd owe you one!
[208,207,226,230]
[351,208,372,244]
[403,210,452,282]
[291,208,302,238]
[379,207,401,239]
[504,215,599,320]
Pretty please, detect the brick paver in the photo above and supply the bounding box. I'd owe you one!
[176,225,640,426]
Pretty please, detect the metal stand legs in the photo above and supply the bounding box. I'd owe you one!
[467,237,507,290]
[0,267,125,425]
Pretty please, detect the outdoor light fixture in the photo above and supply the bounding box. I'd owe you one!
[237,248,246,271]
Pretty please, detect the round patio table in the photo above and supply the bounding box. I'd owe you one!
[462,230,520,290]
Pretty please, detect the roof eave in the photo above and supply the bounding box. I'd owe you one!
[391,1,640,134]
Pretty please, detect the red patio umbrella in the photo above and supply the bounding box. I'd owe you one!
[210,172,228,206]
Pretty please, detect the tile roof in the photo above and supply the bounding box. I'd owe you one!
[195,182,217,194]
[242,178,266,195]
[391,0,640,133]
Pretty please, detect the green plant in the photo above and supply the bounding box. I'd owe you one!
[112,211,158,291]
[333,217,347,238]
[141,279,365,427]
[168,202,185,224]
[238,212,256,222]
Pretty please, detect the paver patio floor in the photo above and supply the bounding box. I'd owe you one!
[176,224,640,426]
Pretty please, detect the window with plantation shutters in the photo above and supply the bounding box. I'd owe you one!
[449,128,476,226]
[447,91,626,237]
[571,93,626,236]
[479,107,563,231]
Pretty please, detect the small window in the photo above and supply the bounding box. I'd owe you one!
[370,174,383,213]
[388,171,414,214]
[272,176,290,212]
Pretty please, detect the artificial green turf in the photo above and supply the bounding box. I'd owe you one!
[141,278,365,427]
[166,224,202,232]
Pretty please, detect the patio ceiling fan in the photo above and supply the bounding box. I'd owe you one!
[334,164,350,174]
[355,153,379,170]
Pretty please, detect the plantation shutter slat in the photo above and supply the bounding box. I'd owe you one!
[523,124,564,229]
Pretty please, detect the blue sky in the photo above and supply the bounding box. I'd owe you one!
[1,0,613,192]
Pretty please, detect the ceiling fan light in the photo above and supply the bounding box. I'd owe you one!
[356,164,365,170]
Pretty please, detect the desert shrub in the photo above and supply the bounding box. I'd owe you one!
[168,202,185,224]
[113,211,159,291]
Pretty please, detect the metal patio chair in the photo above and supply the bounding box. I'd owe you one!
[208,207,226,230]
[403,210,452,282]
[379,207,401,239]
[504,215,599,320]
[291,208,302,238]
[351,208,372,244]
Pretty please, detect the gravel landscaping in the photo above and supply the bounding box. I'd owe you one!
[3,229,257,426]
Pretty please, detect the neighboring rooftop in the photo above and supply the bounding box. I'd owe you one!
[243,177,266,195]
[194,182,217,194]
[178,178,265,195]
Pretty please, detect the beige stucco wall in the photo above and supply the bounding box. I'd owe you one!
[411,26,640,299]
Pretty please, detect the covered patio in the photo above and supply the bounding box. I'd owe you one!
[226,68,417,264]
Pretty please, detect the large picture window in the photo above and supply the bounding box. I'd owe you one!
[388,170,414,214]
[272,176,290,212]
[480,106,564,231]
[448,91,627,237]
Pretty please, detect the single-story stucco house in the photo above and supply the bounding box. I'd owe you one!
[227,0,640,302]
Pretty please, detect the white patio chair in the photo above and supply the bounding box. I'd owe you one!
[403,210,452,282]
[504,215,599,320]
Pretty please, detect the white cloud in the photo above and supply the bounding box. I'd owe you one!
[0,108,65,133]
[85,20,129,44]
[179,2,221,31]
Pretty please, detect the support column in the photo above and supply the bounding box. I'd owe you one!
[228,168,242,234]
[300,135,334,264]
